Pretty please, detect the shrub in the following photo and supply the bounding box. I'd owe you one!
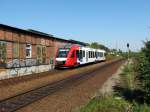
[137,41,150,103]
[137,54,150,103]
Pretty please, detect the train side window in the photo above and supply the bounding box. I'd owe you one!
[93,52,95,58]
[80,50,82,58]
[76,50,79,58]
[100,52,103,57]
[90,51,91,58]
[83,51,85,57]
[90,51,92,58]
[93,52,94,58]
[88,51,90,58]
[95,52,97,57]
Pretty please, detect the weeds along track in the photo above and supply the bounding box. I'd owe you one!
[0,59,124,112]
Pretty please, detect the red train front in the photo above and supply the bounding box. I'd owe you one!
[55,45,80,68]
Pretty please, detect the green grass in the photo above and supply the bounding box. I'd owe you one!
[80,96,150,112]
[80,96,130,112]
[119,63,140,91]
[106,54,118,60]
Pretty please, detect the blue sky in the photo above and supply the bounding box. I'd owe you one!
[0,0,150,51]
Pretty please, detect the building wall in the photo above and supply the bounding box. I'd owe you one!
[0,28,70,69]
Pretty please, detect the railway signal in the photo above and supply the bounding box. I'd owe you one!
[127,43,130,61]
[127,43,129,48]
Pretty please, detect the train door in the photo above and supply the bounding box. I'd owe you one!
[82,50,86,64]
[69,50,76,66]
[76,50,80,64]
[95,52,98,60]
[78,50,84,64]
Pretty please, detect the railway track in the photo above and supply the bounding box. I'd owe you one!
[0,59,124,112]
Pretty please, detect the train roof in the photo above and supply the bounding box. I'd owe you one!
[80,46,106,52]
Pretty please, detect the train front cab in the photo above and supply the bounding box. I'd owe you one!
[55,45,79,68]
[65,46,79,67]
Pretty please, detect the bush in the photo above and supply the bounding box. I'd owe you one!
[136,41,150,103]
[132,102,150,112]
[137,54,150,103]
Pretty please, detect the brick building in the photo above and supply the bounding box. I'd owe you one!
[0,24,87,79]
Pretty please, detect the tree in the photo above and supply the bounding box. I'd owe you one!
[90,42,110,52]
[90,42,99,49]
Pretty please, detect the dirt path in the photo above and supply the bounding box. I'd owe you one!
[98,60,128,96]
[16,60,125,112]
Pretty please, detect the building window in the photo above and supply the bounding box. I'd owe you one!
[26,44,32,58]
[13,42,19,58]
[0,41,6,64]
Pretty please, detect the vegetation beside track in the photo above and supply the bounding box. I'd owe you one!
[79,61,150,112]
[79,40,150,112]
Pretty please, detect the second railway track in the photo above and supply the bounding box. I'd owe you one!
[0,59,124,112]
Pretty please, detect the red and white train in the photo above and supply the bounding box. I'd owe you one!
[55,44,106,68]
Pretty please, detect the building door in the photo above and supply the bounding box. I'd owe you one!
[37,45,46,64]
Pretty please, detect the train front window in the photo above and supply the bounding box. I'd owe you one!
[57,48,70,58]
